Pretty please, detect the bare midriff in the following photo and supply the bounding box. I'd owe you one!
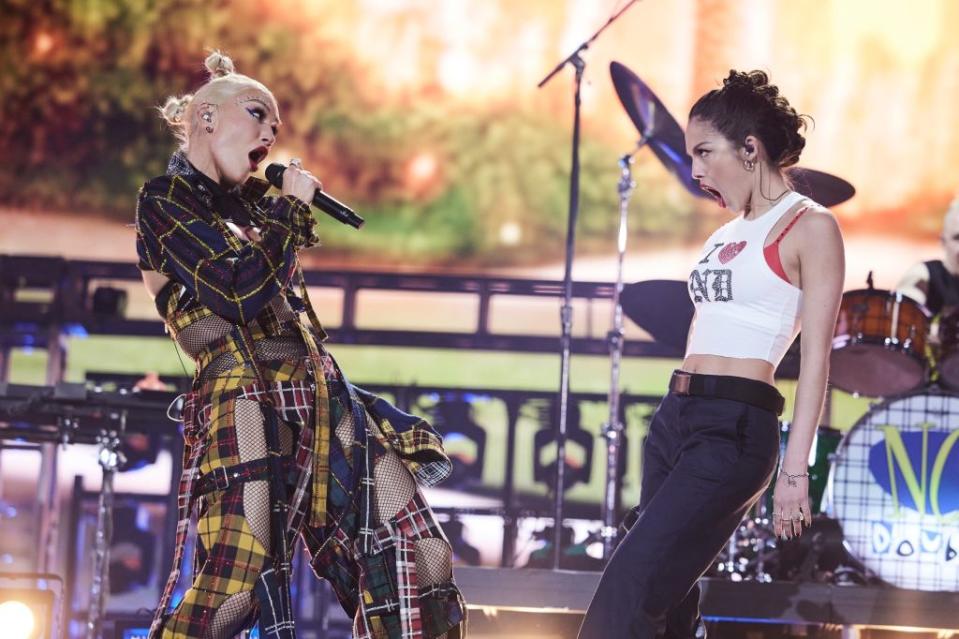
[141,271,171,298]
[681,353,776,386]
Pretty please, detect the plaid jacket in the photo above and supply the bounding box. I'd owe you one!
[135,154,318,324]
[134,153,451,496]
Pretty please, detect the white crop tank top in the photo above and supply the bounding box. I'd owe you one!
[686,190,810,366]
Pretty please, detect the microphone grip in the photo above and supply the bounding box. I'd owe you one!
[314,190,365,229]
[264,163,364,229]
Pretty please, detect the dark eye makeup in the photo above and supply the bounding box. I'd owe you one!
[247,106,278,136]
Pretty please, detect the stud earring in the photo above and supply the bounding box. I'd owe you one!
[205,126,213,133]
[744,159,755,171]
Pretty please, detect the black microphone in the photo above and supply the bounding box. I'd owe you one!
[265,163,364,229]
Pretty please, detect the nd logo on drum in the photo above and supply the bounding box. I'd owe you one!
[869,424,959,522]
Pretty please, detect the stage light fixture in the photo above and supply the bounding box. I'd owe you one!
[0,590,52,639]
[0,574,63,639]
[0,600,36,639]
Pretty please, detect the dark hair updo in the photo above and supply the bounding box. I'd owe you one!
[689,70,810,168]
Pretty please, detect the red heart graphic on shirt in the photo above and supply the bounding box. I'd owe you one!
[718,241,747,264]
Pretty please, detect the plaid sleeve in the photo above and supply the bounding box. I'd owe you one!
[239,181,319,250]
[134,175,312,324]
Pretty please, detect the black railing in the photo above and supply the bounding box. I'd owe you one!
[0,254,805,375]
[0,254,678,356]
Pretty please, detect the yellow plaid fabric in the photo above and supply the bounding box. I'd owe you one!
[138,156,457,638]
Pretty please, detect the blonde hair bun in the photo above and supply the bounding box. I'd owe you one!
[159,94,193,125]
[204,50,235,78]
[159,50,270,150]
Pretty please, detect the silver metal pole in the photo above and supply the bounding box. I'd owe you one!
[36,323,67,573]
[86,411,127,639]
[600,148,640,560]
[0,345,11,382]
[550,52,586,569]
[537,0,643,569]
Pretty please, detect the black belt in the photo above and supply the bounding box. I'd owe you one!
[196,457,294,495]
[669,370,785,416]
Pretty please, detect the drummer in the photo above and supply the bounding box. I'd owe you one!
[896,193,959,317]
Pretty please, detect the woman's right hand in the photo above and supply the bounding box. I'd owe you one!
[282,161,321,205]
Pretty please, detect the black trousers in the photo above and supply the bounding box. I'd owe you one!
[578,389,780,638]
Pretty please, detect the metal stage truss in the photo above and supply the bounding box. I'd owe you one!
[6,254,954,637]
[0,254,804,374]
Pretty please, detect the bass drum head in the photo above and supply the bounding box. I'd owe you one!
[826,389,959,590]
[937,353,959,392]
[830,344,926,398]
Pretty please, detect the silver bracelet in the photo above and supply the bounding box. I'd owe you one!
[781,470,809,487]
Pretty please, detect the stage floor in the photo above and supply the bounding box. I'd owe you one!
[455,567,959,631]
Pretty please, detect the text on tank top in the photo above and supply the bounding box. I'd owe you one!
[686,191,812,365]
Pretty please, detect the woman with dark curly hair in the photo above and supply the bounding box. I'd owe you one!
[578,70,845,638]
[136,50,466,639]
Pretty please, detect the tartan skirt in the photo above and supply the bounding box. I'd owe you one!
[153,361,467,638]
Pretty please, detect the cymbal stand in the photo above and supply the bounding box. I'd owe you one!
[537,0,642,569]
[600,141,644,560]
[86,411,127,639]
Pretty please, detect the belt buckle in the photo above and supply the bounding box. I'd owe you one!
[211,466,231,491]
[673,372,692,395]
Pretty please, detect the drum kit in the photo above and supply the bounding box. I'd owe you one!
[607,61,959,592]
[822,285,959,591]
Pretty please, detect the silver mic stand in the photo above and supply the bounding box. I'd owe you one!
[600,143,643,559]
[86,411,127,639]
[537,0,642,569]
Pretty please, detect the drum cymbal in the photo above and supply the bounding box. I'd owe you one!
[621,279,694,349]
[787,167,856,207]
[610,61,707,199]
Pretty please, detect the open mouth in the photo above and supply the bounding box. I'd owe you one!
[699,183,726,208]
[248,146,268,171]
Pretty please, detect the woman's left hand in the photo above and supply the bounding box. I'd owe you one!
[771,472,811,539]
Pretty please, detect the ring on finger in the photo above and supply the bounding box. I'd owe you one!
[289,157,302,168]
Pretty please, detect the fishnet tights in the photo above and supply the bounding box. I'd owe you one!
[197,353,239,385]
[234,399,272,547]
[255,336,308,361]
[197,400,295,638]
[184,395,454,637]
[197,336,310,386]
[206,591,254,639]
[373,451,416,524]
[269,295,298,323]
[174,294,296,363]
[374,450,453,593]
[174,314,232,359]
[335,397,454,635]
